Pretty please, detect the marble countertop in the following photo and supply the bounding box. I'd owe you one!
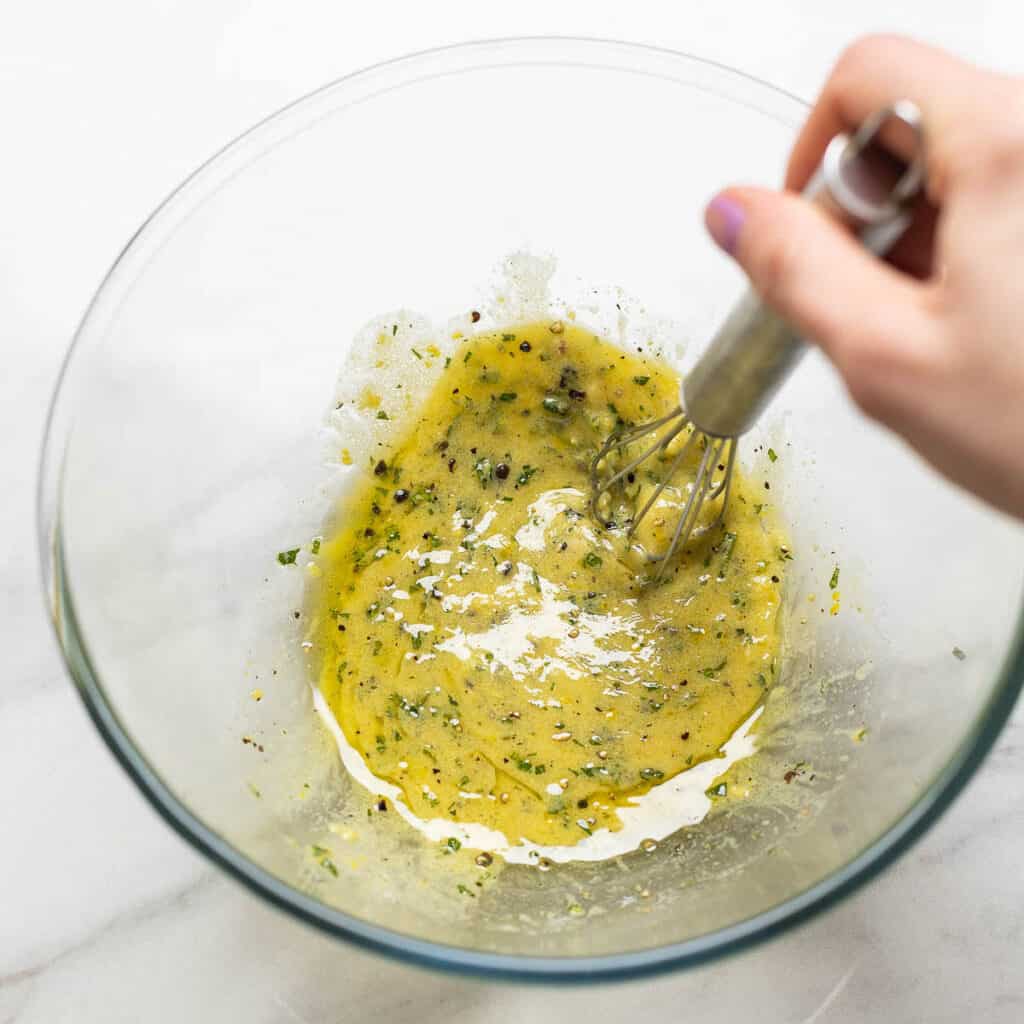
[2,3,1021,1021]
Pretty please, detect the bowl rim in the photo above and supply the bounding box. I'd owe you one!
[37,35,1024,983]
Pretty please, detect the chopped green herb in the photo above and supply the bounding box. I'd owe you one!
[456,883,476,897]
[409,485,437,507]
[310,537,321,555]
[411,347,423,360]
[632,375,650,386]
[445,837,461,852]
[516,465,538,486]
[474,457,494,486]
[829,566,840,590]
[376,410,389,420]
[277,548,300,565]
[719,531,737,567]
[582,552,603,569]
[498,392,518,402]
[389,692,421,716]
[639,768,664,781]
[311,845,339,877]
[706,782,728,798]
[542,395,570,416]
[952,646,967,661]
[701,658,727,678]
[501,333,516,342]
[767,447,778,462]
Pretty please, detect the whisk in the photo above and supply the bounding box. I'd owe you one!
[591,102,927,573]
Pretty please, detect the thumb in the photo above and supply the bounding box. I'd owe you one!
[703,186,930,371]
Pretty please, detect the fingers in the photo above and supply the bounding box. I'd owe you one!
[785,35,991,201]
[704,186,935,374]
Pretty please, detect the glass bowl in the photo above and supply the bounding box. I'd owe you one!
[39,38,1024,981]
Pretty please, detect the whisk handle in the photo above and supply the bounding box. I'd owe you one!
[683,101,926,438]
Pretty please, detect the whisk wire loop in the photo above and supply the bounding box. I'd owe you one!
[589,404,737,576]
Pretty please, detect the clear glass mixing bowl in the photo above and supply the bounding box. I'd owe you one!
[39,38,1024,980]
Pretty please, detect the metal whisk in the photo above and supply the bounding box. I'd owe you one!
[591,102,927,573]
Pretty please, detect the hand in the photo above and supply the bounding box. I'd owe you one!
[704,35,1024,520]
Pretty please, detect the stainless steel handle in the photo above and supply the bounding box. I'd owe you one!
[683,101,927,438]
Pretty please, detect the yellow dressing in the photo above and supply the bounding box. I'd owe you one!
[314,322,787,848]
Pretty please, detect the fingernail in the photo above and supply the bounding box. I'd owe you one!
[705,194,745,255]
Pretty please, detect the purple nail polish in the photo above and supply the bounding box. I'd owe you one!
[705,195,745,255]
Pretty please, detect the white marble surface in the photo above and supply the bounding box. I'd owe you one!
[2,2,1022,1021]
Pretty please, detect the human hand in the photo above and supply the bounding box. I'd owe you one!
[704,35,1024,520]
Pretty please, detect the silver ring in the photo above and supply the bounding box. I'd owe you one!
[845,99,927,206]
